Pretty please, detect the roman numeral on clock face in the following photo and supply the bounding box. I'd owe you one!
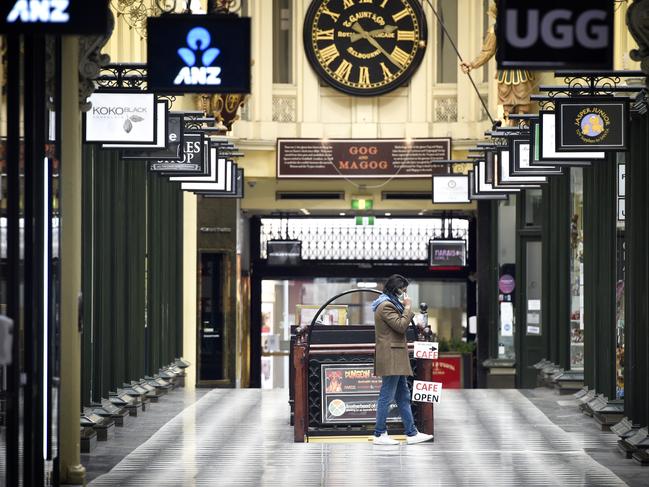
[319,44,340,65]
[380,62,393,79]
[392,8,409,22]
[359,66,371,86]
[343,0,354,8]
[321,7,340,22]
[391,46,410,67]
[397,30,416,41]
[334,59,353,82]
[315,29,334,41]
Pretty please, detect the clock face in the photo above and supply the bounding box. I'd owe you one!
[304,0,428,96]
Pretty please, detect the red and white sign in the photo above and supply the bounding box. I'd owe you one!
[412,380,443,403]
[413,341,439,360]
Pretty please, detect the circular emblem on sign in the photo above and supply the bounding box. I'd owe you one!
[503,323,512,334]
[328,399,346,417]
[575,107,610,143]
[498,274,515,294]
[447,179,457,189]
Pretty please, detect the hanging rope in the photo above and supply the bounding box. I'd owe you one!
[423,0,498,127]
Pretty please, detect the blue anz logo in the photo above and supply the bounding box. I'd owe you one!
[174,27,222,86]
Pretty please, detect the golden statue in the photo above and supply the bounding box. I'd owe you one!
[460,1,536,119]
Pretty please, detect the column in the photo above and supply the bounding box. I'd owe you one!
[59,37,86,485]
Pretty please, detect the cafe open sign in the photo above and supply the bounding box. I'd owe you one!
[412,380,443,404]
[414,341,439,360]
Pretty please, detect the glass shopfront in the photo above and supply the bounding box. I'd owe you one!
[253,215,475,389]
[260,277,467,389]
[570,168,585,370]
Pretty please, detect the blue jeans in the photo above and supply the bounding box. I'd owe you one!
[374,375,417,437]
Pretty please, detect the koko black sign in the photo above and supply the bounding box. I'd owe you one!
[0,0,109,34]
[147,15,251,94]
[555,98,630,151]
[496,0,613,69]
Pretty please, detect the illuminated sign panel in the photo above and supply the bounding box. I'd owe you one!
[147,15,251,94]
[0,0,109,34]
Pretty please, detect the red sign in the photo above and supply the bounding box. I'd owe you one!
[432,355,463,389]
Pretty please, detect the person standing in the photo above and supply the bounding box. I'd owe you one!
[371,274,434,445]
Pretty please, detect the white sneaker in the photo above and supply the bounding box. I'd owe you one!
[373,432,400,445]
[406,432,434,445]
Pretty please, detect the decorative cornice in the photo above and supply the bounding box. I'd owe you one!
[627,0,649,83]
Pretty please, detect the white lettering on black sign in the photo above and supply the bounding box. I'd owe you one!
[7,0,69,23]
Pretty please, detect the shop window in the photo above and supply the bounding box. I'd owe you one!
[260,278,467,389]
[525,241,542,336]
[436,0,458,84]
[273,0,293,84]
[569,168,584,370]
[615,153,626,398]
[497,197,516,359]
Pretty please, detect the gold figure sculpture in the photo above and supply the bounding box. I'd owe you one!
[460,1,536,120]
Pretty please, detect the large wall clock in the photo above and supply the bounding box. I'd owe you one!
[304,0,428,96]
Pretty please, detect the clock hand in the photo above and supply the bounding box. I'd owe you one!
[350,24,398,43]
[351,22,403,68]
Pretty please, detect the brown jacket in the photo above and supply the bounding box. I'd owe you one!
[373,301,414,377]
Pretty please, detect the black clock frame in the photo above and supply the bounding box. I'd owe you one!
[303,0,428,97]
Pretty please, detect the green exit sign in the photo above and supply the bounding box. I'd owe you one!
[351,198,373,210]
[355,216,375,225]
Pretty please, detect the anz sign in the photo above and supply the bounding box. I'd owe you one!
[496,0,613,70]
[174,27,222,87]
[147,15,251,94]
[0,0,108,34]
[6,0,69,23]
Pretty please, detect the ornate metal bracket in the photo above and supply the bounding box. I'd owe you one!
[79,10,115,111]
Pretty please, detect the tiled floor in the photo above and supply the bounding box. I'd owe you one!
[84,387,649,487]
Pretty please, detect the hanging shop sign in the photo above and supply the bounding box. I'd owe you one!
[201,168,245,199]
[412,380,443,403]
[83,92,157,145]
[468,171,507,200]
[538,112,605,162]
[151,133,207,174]
[277,138,451,179]
[122,113,184,161]
[192,161,239,196]
[321,364,400,424]
[509,137,563,176]
[103,100,169,150]
[170,148,226,184]
[555,98,630,152]
[180,159,233,192]
[147,15,251,94]
[496,0,614,70]
[431,175,470,204]
[495,150,547,186]
[478,157,525,192]
[428,239,467,268]
[0,0,109,35]
[267,240,302,266]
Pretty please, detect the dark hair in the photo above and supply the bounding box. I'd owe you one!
[383,274,409,296]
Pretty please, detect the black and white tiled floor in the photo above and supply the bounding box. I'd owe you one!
[84,388,649,487]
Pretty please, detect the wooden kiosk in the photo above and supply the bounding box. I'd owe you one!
[291,289,435,442]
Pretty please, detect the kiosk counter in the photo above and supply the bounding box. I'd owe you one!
[290,323,435,442]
